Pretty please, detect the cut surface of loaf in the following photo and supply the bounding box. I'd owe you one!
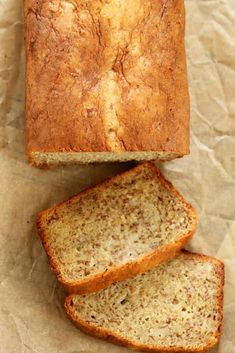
[65,252,224,353]
[37,163,197,294]
[25,0,189,167]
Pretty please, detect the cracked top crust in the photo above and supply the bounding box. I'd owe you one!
[25,0,189,154]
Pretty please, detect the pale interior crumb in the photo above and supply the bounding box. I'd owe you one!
[31,151,181,166]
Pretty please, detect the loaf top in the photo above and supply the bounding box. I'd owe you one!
[65,251,224,352]
[25,0,189,154]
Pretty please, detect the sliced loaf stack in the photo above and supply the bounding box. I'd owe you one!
[37,163,224,353]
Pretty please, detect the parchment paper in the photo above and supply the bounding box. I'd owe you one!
[0,0,234,352]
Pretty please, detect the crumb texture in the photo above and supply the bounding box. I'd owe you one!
[31,151,179,166]
[26,0,189,156]
[69,254,222,349]
[39,164,195,283]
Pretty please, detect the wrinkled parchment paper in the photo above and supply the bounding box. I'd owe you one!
[0,0,235,352]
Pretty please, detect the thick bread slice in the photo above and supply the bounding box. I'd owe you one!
[65,252,224,353]
[37,163,197,294]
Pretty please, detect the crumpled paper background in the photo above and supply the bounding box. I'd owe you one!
[0,0,234,352]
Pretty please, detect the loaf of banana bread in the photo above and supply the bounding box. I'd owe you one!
[25,0,190,166]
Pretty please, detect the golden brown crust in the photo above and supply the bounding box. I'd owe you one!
[64,252,224,353]
[25,0,190,161]
[37,162,198,294]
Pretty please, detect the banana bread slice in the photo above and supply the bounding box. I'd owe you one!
[37,163,197,294]
[65,252,224,353]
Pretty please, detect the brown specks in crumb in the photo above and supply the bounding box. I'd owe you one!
[172,297,179,305]
[45,211,60,225]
